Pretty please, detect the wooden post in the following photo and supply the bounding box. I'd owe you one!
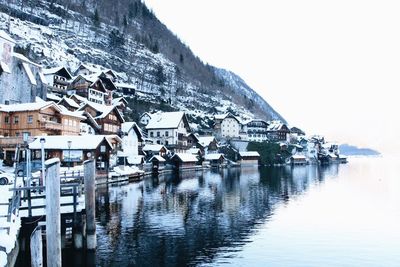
[30,226,43,267]
[84,159,96,250]
[45,158,61,267]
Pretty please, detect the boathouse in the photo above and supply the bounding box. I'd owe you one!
[239,151,260,166]
[170,153,198,170]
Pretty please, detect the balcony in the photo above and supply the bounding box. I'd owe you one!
[54,76,70,86]
[40,121,63,131]
[0,136,34,148]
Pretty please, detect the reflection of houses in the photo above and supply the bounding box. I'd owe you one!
[28,135,120,170]
[0,31,47,104]
[146,111,192,153]
[267,121,290,141]
[43,66,73,95]
[170,153,198,170]
[239,151,260,165]
[245,119,269,142]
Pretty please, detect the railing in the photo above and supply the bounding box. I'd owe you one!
[39,121,63,131]
[0,190,21,234]
[0,136,34,147]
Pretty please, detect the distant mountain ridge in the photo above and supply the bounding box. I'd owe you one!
[339,144,381,156]
[0,0,285,123]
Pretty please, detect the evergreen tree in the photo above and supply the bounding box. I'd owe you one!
[93,8,100,27]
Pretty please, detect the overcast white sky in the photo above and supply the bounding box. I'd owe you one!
[143,0,400,154]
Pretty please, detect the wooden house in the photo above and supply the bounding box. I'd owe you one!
[69,74,107,105]
[267,121,291,141]
[239,151,260,165]
[197,136,219,154]
[77,102,124,135]
[204,153,226,167]
[43,66,72,94]
[115,82,136,96]
[28,135,116,170]
[58,96,80,111]
[142,144,168,158]
[170,153,198,170]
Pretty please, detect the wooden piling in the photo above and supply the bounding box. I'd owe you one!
[84,159,96,250]
[30,226,43,267]
[45,158,61,267]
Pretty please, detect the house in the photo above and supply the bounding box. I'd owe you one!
[78,102,124,135]
[148,155,166,172]
[146,111,192,153]
[204,153,226,167]
[121,122,144,163]
[58,96,80,111]
[245,119,269,142]
[142,144,167,158]
[267,121,291,141]
[170,153,198,170]
[290,126,305,136]
[214,113,246,139]
[290,154,307,165]
[43,66,73,94]
[239,151,260,165]
[28,135,118,170]
[69,94,88,106]
[0,31,47,104]
[0,101,83,138]
[112,97,128,113]
[69,74,108,105]
[197,136,219,154]
[115,82,136,96]
[139,112,152,126]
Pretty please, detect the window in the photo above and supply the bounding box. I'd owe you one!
[15,132,20,137]
[5,116,9,124]
[165,131,169,137]
[157,132,160,137]
[165,141,169,145]
[150,132,154,138]
[14,116,19,124]
[27,115,33,124]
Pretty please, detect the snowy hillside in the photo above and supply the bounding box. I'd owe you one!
[0,0,285,125]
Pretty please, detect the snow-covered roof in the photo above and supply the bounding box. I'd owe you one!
[214,114,228,120]
[29,135,112,150]
[198,136,216,147]
[240,151,260,157]
[205,153,225,160]
[59,106,86,119]
[0,101,60,112]
[267,120,288,131]
[0,61,11,74]
[22,63,37,85]
[148,155,166,162]
[121,122,143,140]
[291,154,307,160]
[48,93,62,103]
[127,155,145,165]
[112,97,127,106]
[142,144,166,152]
[60,96,80,109]
[115,82,136,89]
[69,94,87,103]
[171,153,198,163]
[146,111,186,129]
[188,148,201,155]
[0,30,15,43]
[79,102,124,122]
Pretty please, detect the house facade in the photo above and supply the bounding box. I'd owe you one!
[43,66,72,94]
[146,112,192,153]
[121,122,143,161]
[245,119,269,142]
[267,121,291,141]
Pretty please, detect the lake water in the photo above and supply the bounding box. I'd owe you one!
[67,157,400,266]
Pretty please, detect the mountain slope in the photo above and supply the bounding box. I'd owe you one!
[0,0,285,124]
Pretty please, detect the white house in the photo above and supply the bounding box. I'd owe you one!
[219,113,243,139]
[245,119,269,142]
[121,122,143,162]
[146,111,192,153]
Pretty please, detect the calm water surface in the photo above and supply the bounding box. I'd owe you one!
[70,157,400,266]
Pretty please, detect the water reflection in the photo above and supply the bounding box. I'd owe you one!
[89,164,339,267]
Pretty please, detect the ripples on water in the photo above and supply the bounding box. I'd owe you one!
[64,157,400,267]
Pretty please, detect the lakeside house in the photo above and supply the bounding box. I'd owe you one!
[245,119,269,142]
[146,111,193,153]
[142,144,168,158]
[170,153,198,170]
[239,151,260,165]
[267,121,290,141]
[214,113,246,139]
[120,122,144,163]
[204,153,226,167]
[28,135,120,170]
[197,136,219,154]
